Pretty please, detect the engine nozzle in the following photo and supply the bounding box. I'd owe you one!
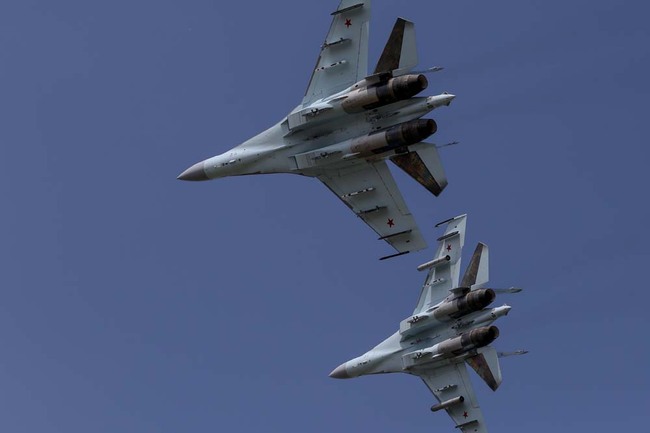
[342,74,429,113]
[463,289,496,312]
[461,325,500,349]
[351,119,437,156]
[433,289,496,320]
[435,325,500,356]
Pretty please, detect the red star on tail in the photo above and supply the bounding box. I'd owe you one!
[344,18,352,27]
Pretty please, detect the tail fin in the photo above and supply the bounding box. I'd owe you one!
[460,243,489,289]
[466,346,502,391]
[390,143,448,196]
[374,18,418,75]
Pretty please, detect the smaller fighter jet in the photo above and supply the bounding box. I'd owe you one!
[329,215,525,433]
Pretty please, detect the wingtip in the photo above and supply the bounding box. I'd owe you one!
[435,214,467,227]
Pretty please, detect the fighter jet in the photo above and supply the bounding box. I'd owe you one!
[329,215,526,433]
[178,0,455,259]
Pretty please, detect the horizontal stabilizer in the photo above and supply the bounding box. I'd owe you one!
[390,144,448,196]
[460,243,489,288]
[466,346,502,391]
[374,18,418,75]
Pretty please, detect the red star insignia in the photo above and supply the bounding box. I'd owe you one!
[463,411,468,418]
[345,18,352,28]
[446,244,452,252]
[387,218,395,228]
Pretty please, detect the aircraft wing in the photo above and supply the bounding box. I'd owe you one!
[412,215,467,314]
[317,161,426,257]
[302,0,371,105]
[418,362,489,433]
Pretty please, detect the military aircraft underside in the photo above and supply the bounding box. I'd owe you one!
[178,0,455,259]
[329,214,526,433]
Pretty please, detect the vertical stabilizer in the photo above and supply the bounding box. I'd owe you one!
[460,243,489,289]
[374,18,418,75]
[466,346,502,391]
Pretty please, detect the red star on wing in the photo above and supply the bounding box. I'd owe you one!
[387,218,395,228]
[463,411,468,418]
[344,18,352,28]
[446,244,452,252]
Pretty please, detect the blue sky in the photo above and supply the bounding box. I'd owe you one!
[1,0,649,431]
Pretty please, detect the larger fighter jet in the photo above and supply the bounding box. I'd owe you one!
[329,215,526,433]
[178,0,455,259]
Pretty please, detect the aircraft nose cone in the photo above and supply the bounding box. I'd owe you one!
[329,363,350,379]
[177,161,208,181]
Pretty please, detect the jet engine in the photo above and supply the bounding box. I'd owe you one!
[436,326,500,356]
[433,289,496,321]
[341,74,428,113]
[351,119,437,156]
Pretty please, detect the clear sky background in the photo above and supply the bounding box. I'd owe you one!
[1,0,649,432]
